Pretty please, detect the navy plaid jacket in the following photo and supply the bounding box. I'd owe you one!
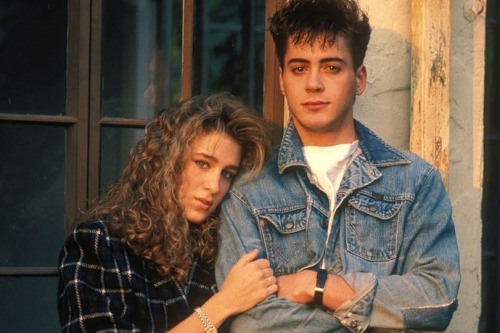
[58,219,217,332]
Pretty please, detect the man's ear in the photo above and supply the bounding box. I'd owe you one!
[355,65,367,95]
[279,67,286,96]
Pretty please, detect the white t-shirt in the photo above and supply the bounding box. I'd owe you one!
[302,141,359,257]
[302,141,359,208]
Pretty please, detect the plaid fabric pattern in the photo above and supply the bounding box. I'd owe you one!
[58,219,217,332]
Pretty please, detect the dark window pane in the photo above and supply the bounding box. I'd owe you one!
[101,0,183,117]
[0,123,65,267]
[0,277,59,332]
[0,1,67,115]
[100,127,144,192]
[193,0,266,113]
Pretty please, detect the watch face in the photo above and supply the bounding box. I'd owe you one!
[207,327,218,333]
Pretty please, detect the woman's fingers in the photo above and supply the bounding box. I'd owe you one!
[233,248,260,267]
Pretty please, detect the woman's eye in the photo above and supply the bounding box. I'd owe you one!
[196,160,209,168]
[221,170,236,180]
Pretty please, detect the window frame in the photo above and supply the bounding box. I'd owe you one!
[0,0,283,277]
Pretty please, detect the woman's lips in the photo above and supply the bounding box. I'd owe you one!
[196,197,213,210]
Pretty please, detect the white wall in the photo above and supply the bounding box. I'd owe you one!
[356,0,484,331]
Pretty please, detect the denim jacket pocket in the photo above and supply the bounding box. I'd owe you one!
[345,191,404,262]
[259,206,326,275]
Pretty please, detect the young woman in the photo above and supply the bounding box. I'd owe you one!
[58,93,276,333]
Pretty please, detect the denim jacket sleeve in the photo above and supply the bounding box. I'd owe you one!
[341,167,460,331]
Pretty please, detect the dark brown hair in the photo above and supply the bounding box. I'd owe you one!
[269,0,371,69]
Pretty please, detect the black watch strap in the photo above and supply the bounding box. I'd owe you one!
[314,269,328,306]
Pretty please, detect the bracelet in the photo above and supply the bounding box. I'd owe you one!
[194,307,218,333]
[314,269,328,307]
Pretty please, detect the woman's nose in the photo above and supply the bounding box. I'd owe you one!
[204,173,220,194]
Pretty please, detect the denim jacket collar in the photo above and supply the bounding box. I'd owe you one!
[277,119,411,175]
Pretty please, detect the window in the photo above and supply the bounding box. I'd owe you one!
[0,0,281,331]
[0,1,68,331]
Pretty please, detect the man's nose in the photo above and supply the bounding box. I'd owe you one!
[306,69,324,92]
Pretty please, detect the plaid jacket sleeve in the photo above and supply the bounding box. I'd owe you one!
[57,220,155,333]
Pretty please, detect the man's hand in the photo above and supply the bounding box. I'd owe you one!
[276,270,316,304]
[277,270,356,310]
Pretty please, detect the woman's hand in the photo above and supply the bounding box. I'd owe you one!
[217,249,277,315]
[169,250,276,332]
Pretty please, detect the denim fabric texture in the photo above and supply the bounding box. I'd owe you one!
[215,120,460,333]
[58,219,218,332]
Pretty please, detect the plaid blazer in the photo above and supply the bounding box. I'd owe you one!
[58,219,217,332]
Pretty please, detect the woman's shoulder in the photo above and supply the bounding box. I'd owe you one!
[76,218,107,230]
[61,218,143,272]
[71,218,112,239]
[63,218,124,254]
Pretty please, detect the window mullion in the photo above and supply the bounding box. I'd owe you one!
[65,0,92,234]
[88,0,103,202]
[263,0,285,144]
[181,0,194,99]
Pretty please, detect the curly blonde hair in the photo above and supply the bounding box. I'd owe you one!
[83,93,273,282]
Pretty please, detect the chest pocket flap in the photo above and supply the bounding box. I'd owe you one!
[345,191,405,262]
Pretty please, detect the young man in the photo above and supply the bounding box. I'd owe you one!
[215,0,460,332]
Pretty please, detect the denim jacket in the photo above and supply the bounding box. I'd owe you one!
[215,120,460,333]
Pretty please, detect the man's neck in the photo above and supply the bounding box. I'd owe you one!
[295,122,358,147]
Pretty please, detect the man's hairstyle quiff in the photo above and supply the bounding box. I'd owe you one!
[269,0,371,69]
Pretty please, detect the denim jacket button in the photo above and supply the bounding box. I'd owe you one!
[321,220,328,229]
[349,320,359,328]
[368,205,377,212]
[285,222,293,229]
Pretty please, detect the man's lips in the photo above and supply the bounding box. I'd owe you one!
[302,101,329,111]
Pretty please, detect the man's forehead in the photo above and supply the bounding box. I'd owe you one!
[285,35,349,54]
[289,32,345,48]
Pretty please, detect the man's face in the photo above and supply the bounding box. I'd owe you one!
[279,36,367,146]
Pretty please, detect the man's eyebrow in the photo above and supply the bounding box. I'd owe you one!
[286,58,309,66]
[286,57,347,66]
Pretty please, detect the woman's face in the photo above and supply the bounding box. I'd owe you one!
[179,131,242,224]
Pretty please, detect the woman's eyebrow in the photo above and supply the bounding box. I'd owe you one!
[194,152,240,171]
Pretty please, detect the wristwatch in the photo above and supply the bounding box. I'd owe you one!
[314,268,328,307]
[194,307,218,333]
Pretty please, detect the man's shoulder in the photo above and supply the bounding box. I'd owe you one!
[355,121,437,172]
[233,155,281,191]
[386,147,438,171]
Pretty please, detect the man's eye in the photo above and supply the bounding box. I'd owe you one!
[328,65,340,72]
[292,66,305,73]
